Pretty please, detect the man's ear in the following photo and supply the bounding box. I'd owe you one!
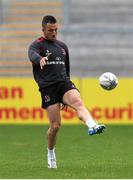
[42,25,46,32]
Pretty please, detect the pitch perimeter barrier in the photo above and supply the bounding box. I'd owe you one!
[0,77,133,124]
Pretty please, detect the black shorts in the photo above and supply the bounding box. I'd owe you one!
[39,81,78,109]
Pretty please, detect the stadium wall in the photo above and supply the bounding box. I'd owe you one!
[0,77,133,125]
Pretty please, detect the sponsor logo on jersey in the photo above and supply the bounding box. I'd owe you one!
[55,57,61,61]
[46,61,65,65]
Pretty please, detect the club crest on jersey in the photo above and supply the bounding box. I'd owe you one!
[61,48,66,55]
[44,95,50,102]
[45,50,51,57]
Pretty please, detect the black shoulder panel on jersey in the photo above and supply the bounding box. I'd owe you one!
[55,40,70,78]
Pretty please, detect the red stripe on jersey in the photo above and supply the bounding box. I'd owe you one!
[36,37,45,42]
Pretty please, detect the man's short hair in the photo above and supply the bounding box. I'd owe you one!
[42,15,57,26]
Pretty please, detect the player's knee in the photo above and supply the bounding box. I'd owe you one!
[51,122,61,133]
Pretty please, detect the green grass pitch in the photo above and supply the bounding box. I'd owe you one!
[0,124,133,179]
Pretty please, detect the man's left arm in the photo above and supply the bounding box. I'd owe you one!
[65,45,70,78]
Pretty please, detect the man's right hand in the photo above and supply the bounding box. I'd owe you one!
[40,53,52,69]
[40,57,48,70]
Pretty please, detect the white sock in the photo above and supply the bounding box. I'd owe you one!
[85,118,97,128]
[47,148,56,159]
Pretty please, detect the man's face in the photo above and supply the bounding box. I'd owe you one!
[42,23,58,41]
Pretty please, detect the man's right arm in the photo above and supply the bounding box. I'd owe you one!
[28,42,42,65]
[28,41,49,69]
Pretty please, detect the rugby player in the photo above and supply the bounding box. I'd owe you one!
[28,15,105,168]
